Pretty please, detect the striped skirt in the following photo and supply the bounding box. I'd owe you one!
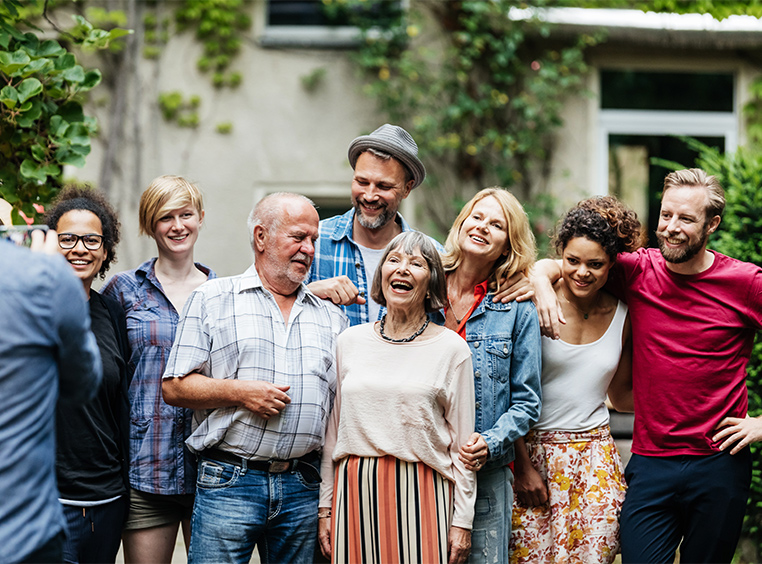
[509,425,627,564]
[330,455,453,564]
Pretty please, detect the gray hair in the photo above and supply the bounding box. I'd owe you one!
[370,231,446,313]
[247,192,316,247]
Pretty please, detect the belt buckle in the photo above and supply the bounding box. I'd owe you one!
[268,460,290,473]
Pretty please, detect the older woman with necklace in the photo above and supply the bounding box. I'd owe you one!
[430,187,543,564]
[319,231,476,564]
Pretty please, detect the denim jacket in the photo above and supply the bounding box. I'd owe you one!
[431,295,542,470]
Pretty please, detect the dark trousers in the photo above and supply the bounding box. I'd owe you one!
[620,450,751,564]
[61,497,128,564]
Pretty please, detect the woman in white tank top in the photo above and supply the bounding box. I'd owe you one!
[510,196,646,564]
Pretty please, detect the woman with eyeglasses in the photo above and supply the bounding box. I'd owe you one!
[45,186,131,563]
[101,176,214,563]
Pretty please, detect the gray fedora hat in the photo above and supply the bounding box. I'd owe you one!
[347,124,426,189]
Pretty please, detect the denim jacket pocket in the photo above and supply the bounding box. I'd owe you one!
[486,340,513,382]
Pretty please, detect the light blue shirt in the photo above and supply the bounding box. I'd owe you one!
[0,241,101,563]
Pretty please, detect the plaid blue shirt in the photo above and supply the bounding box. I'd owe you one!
[163,264,349,460]
[102,259,215,495]
[308,208,443,327]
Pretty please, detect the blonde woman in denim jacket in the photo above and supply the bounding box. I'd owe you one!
[430,187,542,564]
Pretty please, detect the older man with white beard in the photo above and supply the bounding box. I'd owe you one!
[162,193,348,564]
[307,124,442,326]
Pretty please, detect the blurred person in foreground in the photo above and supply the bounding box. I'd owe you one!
[103,176,215,563]
[319,231,476,564]
[510,196,643,563]
[0,227,101,563]
[46,187,132,563]
[431,188,543,564]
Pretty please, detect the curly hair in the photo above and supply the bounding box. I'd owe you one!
[553,195,645,260]
[45,185,121,278]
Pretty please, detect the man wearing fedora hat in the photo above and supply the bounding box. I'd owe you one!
[308,123,441,327]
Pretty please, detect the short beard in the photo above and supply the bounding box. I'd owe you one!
[355,201,395,230]
[656,227,709,264]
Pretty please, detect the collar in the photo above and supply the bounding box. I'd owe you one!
[328,208,410,242]
[136,257,214,288]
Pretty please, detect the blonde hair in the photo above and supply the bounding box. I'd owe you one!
[442,187,536,292]
[663,168,725,219]
[139,175,204,237]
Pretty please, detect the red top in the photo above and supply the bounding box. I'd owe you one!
[447,279,489,338]
[609,248,762,456]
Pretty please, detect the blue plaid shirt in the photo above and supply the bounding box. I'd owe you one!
[102,258,215,495]
[308,208,443,327]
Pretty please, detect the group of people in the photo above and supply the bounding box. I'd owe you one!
[1,122,762,564]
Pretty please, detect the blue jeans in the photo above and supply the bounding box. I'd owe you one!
[61,497,127,563]
[188,456,320,564]
[468,464,514,564]
[620,450,751,563]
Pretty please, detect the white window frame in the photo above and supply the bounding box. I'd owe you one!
[596,109,738,196]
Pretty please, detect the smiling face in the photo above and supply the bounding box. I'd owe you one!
[351,151,413,231]
[561,236,613,300]
[254,199,320,295]
[457,195,509,266]
[380,245,431,314]
[656,185,718,265]
[153,205,203,258]
[56,209,107,292]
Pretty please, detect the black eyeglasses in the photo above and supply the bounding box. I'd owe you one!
[58,233,104,251]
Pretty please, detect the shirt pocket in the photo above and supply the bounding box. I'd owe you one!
[486,340,513,383]
[126,299,168,347]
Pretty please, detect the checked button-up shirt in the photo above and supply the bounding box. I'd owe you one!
[163,263,349,461]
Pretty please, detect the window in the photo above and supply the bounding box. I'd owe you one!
[598,70,736,242]
[262,0,403,47]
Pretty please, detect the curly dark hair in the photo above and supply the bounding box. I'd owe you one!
[45,185,121,278]
[552,195,646,260]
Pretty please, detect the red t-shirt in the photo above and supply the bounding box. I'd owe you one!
[609,248,762,456]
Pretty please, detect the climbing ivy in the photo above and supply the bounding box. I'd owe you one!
[0,0,129,223]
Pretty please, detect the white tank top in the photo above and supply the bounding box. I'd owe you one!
[533,300,628,432]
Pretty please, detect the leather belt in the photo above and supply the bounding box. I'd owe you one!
[202,447,319,475]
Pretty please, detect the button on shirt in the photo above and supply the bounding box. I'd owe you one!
[102,258,215,495]
[163,263,349,460]
[308,208,443,327]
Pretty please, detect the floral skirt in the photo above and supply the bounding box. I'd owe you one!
[509,425,627,564]
[330,455,453,564]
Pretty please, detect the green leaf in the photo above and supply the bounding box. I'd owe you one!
[16,100,42,128]
[16,78,42,104]
[56,149,87,168]
[64,123,90,146]
[62,65,85,83]
[81,69,101,90]
[54,53,76,71]
[21,57,54,77]
[37,40,65,57]
[0,85,18,109]
[57,101,85,124]
[0,49,31,75]
[20,158,47,182]
[31,144,47,162]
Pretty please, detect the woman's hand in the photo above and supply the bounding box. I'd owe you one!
[318,515,332,559]
[514,462,549,507]
[459,432,489,471]
[529,261,565,339]
[448,526,471,564]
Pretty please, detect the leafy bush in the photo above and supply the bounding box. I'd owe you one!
[0,0,128,223]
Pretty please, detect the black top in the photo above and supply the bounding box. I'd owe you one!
[56,290,132,501]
